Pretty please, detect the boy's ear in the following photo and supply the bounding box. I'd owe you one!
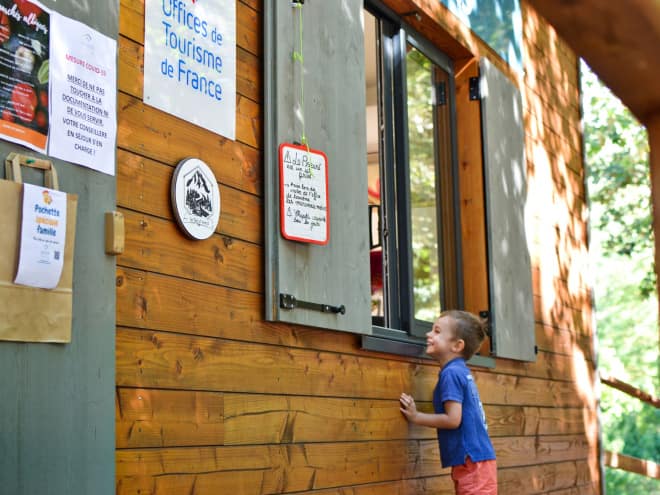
[452,339,465,354]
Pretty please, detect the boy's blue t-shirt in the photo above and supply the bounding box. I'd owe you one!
[433,357,496,467]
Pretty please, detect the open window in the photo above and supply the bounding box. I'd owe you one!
[361,3,534,361]
[363,5,461,349]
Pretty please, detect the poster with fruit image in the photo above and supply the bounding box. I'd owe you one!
[0,0,49,152]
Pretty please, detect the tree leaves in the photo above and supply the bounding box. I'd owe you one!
[583,61,660,492]
[583,62,655,296]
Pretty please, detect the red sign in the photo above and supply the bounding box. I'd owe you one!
[279,142,329,245]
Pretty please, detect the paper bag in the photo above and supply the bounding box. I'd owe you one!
[0,153,78,343]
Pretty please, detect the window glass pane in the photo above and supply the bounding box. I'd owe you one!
[439,0,523,73]
[406,45,441,322]
[364,10,384,321]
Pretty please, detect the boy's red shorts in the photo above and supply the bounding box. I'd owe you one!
[451,456,498,495]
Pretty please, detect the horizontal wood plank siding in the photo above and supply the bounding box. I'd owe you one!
[115,0,600,493]
[118,210,263,293]
[116,436,590,493]
[116,387,587,448]
[116,149,263,244]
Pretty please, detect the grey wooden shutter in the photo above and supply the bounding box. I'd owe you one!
[264,1,371,334]
[480,58,536,361]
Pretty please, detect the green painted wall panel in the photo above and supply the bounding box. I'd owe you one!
[0,1,118,493]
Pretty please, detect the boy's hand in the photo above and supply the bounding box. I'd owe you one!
[399,393,463,429]
[399,392,418,421]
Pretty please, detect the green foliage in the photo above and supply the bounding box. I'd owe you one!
[582,61,660,493]
[606,468,660,495]
[582,63,655,297]
[595,249,660,458]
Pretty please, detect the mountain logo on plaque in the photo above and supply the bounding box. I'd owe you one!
[171,158,221,240]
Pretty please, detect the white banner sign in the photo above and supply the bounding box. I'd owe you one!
[144,0,236,140]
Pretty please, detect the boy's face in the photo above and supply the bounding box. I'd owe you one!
[426,316,462,361]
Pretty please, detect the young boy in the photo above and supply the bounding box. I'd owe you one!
[399,310,497,494]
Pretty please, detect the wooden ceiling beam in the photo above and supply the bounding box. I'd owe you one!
[525,0,660,125]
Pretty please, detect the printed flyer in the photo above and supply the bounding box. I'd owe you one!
[0,0,50,152]
[0,0,118,175]
[48,12,117,175]
[14,182,67,289]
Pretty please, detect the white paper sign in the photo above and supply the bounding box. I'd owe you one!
[144,0,236,140]
[14,183,67,289]
[279,143,329,245]
[48,13,117,175]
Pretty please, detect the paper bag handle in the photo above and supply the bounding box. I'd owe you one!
[5,152,59,190]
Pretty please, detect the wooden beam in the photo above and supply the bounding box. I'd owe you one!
[604,451,660,479]
[648,114,660,328]
[600,373,660,409]
[525,0,660,124]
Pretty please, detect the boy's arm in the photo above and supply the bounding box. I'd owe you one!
[399,393,462,429]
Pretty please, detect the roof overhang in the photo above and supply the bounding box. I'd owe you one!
[525,0,660,125]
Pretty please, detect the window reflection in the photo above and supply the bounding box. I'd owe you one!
[364,11,384,320]
[406,46,441,321]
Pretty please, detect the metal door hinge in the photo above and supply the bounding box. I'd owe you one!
[434,81,447,106]
[469,76,480,100]
[280,293,345,315]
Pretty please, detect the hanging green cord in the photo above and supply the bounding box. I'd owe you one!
[292,1,312,176]
[292,2,308,149]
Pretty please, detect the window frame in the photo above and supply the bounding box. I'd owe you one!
[363,0,467,354]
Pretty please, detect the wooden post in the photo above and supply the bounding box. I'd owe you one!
[647,113,660,332]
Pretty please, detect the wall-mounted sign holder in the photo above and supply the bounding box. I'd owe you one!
[279,142,329,244]
[171,158,221,240]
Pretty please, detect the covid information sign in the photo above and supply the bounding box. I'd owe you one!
[48,13,117,175]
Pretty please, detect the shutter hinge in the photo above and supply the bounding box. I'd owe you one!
[479,310,491,337]
[280,293,346,315]
[469,76,480,100]
[434,81,447,106]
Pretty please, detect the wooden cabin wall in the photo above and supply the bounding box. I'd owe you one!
[115,0,601,493]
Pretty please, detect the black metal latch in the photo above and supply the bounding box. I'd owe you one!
[434,81,447,106]
[280,293,346,315]
[469,76,480,100]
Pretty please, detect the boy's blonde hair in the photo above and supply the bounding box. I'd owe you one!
[440,310,488,359]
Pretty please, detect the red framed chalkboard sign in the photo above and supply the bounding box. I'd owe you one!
[279,143,330,245]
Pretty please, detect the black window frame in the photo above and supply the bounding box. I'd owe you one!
[362,0,465,356]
